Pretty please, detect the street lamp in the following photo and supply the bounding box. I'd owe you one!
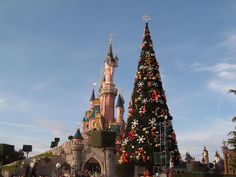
[153,118,170,177]
[56,163,62,177]
[163,120,169,177]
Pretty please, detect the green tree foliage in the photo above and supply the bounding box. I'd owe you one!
[1,149,25,165]
[119,22,180,167]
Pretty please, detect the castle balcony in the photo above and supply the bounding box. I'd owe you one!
[100,85,117,95]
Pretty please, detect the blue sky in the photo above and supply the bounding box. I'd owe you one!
[0,0,236,161]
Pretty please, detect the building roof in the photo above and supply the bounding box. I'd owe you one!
[73,128,83,139]
[109,124,120,135]
[89,89,95,101]
[104,39,118,67]
[215,151,220,157]
[116,94,124,107]
[87,105,100,119]
[82,117,88,122]
[185,152,193,161]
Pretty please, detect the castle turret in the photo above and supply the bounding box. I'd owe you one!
[201,146,209,168]
[214,151,221,163]
[89,88,95,108]
[116,94,124,123]
[185,152,194,163]
[71,128,84,171]
[100,38,118,128]
[116,94,125,132]
[222,141,228,174]
[213,151,224,173]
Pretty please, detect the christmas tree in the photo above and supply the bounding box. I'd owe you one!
[119,21,180,169]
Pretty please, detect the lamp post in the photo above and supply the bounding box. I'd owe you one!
[163,120,168,177]
[157,119,169,177]
[56,163,61,177]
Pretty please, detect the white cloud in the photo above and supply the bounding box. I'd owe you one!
[35,117,69,137]
[28,140,50,156]
[207,65,236,93]
[218,32,236,50]
[218,71,236,80]
[192,62,236,93]
[16,101,32,112]
[31,82,53,92]
[199,63,236,73]
[208,80,235,93]
[0,97,8,111]
[191,32,236,94]
[0,121,35,129]
[0,98,6,104]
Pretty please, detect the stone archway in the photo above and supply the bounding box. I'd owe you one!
[83,157,101,174]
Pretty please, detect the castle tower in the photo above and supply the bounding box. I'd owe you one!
[89,88,95,108]
[214,151,224,173]
[71,128,84,171]
[185,152,194,163]
[100,38,118,128]
[214,151,221,164]
[222,140,230,174]
[201,146,209,168]
[116,93,125,131]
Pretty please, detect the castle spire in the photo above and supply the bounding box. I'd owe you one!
[73,128,83,140]
[108,33,113,58]
[90,88,95,101]
[116,94,124,108]
[116,93,125,130]
[100,35,118,128]
[105,34,118,67]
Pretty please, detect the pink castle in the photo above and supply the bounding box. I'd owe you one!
[82,38,125,134]
[49,39,126,177]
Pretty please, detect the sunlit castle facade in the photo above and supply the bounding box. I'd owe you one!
[83,39,125,134]
[51,39,125,177]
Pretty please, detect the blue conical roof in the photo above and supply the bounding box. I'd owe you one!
[104,38,118,67]
[89,89,95,101]
[116,94,124,108]
[73,128,83,139]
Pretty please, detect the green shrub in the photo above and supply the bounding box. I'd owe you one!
[90,130,116,147]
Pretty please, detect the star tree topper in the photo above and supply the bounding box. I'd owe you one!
[142,14,151,23]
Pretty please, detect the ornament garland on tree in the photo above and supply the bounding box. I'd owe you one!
[119,22,180,167]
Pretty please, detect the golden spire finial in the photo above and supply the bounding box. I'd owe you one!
[109,33,113,45]
[93,82,96,89]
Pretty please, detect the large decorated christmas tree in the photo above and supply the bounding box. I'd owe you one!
[119,20,180,170]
